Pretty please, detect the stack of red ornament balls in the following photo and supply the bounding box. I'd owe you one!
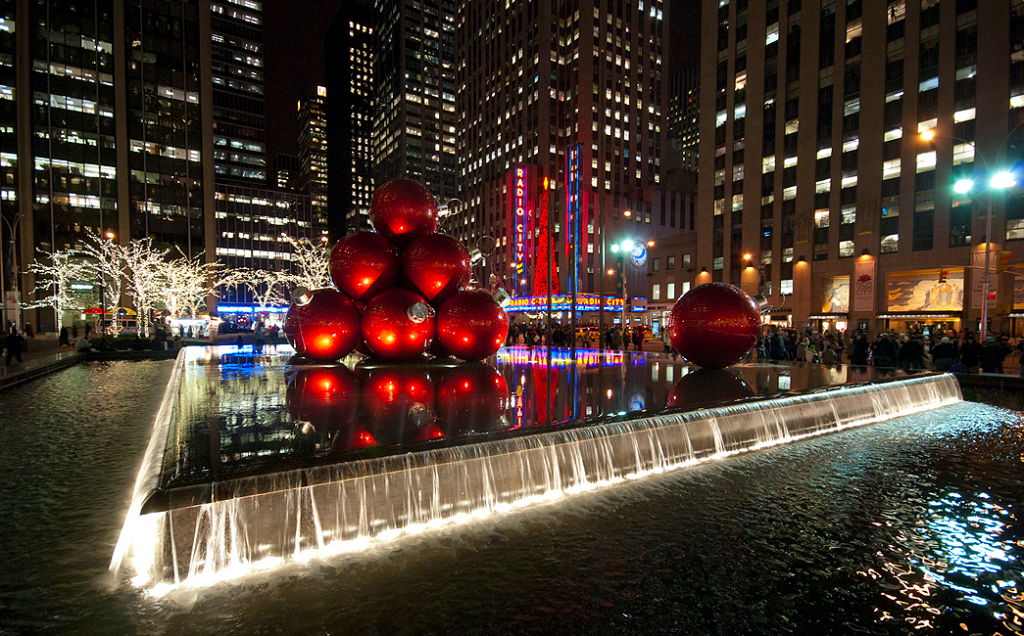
[283,178,510,363]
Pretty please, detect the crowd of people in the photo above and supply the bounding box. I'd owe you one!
[758,326,1024,375]
[505,323,651,351]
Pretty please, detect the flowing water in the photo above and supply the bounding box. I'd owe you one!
[1,358,1022,635]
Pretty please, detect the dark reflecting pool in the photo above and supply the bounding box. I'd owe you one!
[0,354,1020,635]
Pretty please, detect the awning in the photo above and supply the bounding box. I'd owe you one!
[807,314,848,319]
[876,313,963,319]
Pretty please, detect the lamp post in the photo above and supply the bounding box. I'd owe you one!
[921,127,1020,337]
[0,211,23,333]
[98,230,115,336]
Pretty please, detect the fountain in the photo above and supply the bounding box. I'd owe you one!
[110,344,962,591]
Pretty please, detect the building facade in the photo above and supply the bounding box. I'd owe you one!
[699,0,1024,336]
[453,0,681,316]
[210,0,266,185]
[326,5,375,238]
[1,0,217,332]
[668,64,700,171]
[298,85,328,234]
[373,0,457,200]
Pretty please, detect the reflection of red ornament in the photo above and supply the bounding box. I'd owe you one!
[402,234,472,306]
[436,363,509,436]
[360,367,435,444]
[666,368,754,410]
[283,289,362,361]
[668,283,760,369]
[436,289,509,361]
[329,232,401,304]
[286,366,361,435]
[361,288,435,360]
[369,178,439,247]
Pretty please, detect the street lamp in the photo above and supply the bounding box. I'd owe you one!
[98,231,115,336]
[920,127,1020,336]
[610,239,636,329]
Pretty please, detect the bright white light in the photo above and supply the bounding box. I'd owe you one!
[954,179,974,194]
[991,172,1017,189]
[621,240,634,250]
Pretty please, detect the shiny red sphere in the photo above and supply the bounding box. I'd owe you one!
[402,234,472,306]
[329,232,402,304]
[668,283,760,369]
[436,289,509,361]
[436,363,509,436]
[358,366,435,443]
[283,289,362,361]
[666,368,754,410]
[286,366,361,435]
[361,288,435,360]
[369,179,439,247]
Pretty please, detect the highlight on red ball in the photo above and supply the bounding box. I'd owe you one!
[329,232,401,304]
[436,289,510,362]
[667,283,761,369]
[283,288,362,362]
[360,288,437,361]
[369,178,439,247]
[402,233,472,306]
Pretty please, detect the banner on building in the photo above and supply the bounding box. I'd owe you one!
[853,259,875,312]
[822,276,850,313]
[888,269,964,312]
[1014,266,1024,310]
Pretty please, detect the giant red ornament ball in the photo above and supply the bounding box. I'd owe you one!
[436,289,510,361]
[402,233,472,306]
[329,232,401,304]
[436,363,509,436]
[667,283,760,369]
[283,288,362,362]
[286,366,361,435]
[361,288,436,360]
[359,366,435,443]
[665,368,754,410]
[369,178,439,247]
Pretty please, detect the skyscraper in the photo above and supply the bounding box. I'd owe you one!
[2,0,217,331]
[210,0,266,185]
[698,0,1023,336]
[668,64,699,171]
[298,85,328,234]
[373,0,457,200]
[326,5,375,238]
[453,0,674,301]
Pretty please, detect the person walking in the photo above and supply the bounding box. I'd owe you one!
[631,326,644,352]
[4,328,26,366]
[254,321,266,353]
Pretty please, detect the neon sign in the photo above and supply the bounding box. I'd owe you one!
[513,165,528,294]
[504,294,646,312]
[533,176,558,296]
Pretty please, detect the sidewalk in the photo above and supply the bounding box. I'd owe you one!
[0,336,84,389]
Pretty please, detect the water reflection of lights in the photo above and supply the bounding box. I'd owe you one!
[496,347,631,367]
[867,489,1022,633]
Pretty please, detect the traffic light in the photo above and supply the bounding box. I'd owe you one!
[997,251,1012,273]
[938,269,948,283]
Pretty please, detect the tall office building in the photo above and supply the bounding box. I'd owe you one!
[453,0,676,302]
[373,0,457,201]
[326,5,375,238]
[210,0,266,185]
[668,64,700,171]
[2,0,217,331]
[270,153,299,190]
[698,0,1024,336]
[298,85,328,234]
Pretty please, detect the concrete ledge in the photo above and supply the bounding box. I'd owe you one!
[954,372,1024,391]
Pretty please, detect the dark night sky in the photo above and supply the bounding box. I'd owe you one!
[262,0,700,163]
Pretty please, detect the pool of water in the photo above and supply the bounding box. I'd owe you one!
[1,359,1022,635]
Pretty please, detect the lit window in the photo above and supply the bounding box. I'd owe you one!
[880,234,899,253]
[814,209,830,228]
[780,279,794,294]
[916,151,937,172]
[883,158,901,179]
[762,155,776,172]
[839,240,854,257]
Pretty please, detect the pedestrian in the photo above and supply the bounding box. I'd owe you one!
[59,326,70,347]
[930,337,958,371]
[254,320,266,353]
[5,328,26,366]
[851,330,870,366]
[631,326,643,351]
[979,336,1010,374]
[959,334,982,373]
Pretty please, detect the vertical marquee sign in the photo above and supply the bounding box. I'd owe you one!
[566,144,581,295]
[513,164,529,296]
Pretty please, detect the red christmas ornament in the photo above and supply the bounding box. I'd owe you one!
[666,368,754,410]
[359,366,436,444]
[436,289,509,361]
[329,232,401,304]
[402,234,472,306]
[286,367,361,436]
[283,288,362,361]
[361,288,436,360]
[668,283,761,369]
[369,178,439,247]
[436,363,509,436]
